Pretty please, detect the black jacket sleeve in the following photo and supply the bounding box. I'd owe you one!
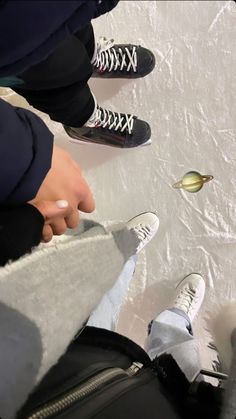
[0,204,44,266]
[0,98,53,205]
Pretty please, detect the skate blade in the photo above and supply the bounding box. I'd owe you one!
[69,136,152,148]
[142,138,152,146]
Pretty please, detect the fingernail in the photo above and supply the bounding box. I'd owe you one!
[56,200,69,209]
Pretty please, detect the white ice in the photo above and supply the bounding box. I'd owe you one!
[2,0,236,372]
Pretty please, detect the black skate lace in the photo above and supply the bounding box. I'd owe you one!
[95,107,134,135]
[92,37,137,73]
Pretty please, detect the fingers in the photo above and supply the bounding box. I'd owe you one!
[32,200,71,221]
[49,218,67,236]
[78,193,95,213]
[42,225,53,243]
[30,200,77,240]
[77,178,96,214]
[65,209,80,229]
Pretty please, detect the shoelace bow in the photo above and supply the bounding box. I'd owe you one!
[93,37,138,73]
[95,107,134,135]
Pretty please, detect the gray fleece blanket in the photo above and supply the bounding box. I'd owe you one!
[0,220,138,419]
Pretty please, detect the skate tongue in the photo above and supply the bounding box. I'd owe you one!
[97,37,115,53]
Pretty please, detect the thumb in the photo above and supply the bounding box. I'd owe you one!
[32,200,70,221]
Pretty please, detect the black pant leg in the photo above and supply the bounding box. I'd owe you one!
[74,22,95,60]
[14,33,95,127]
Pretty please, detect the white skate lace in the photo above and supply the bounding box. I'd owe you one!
[175,286,197,313]
[92,37,137,73]
[95,107,134,135]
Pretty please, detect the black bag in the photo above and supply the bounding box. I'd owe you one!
[18,327,222,419]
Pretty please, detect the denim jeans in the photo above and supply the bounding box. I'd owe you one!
[88,255,201,382]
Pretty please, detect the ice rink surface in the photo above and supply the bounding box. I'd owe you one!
[2,0,236,370]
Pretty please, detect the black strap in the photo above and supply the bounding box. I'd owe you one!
[154,353,223,419]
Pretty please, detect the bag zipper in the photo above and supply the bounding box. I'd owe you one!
[25,362,143,419]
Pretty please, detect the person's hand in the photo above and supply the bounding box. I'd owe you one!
[29,145,95,241]
[31,200,73,242]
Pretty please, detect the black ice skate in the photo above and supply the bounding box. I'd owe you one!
[64,106,151,148]
[92,37,155,79]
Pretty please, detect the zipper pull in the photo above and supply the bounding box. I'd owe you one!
[127,362,143,376]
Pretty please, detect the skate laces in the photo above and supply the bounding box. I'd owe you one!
[92,37,137,73]
[95,107,135,135]
[175,286,197,312]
